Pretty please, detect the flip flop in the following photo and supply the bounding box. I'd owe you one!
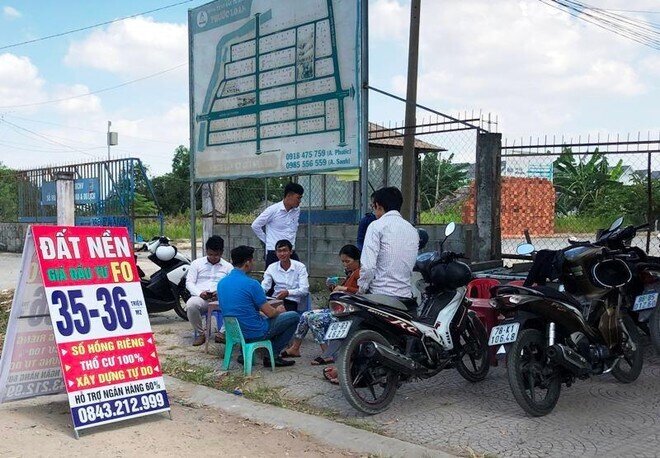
[280,350,301,358]
[322,367,339,385]
[312,356,334,366]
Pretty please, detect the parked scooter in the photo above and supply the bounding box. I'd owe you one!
[490,241,644,416]
[136,236,191,320]
[327,223,490,414]
[564,217,660,353]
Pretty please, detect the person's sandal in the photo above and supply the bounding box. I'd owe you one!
[311,356,334,365]
[322,367,339,385]
[280,350,301,358]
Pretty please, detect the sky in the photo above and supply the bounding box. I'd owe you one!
[0,0,658,177]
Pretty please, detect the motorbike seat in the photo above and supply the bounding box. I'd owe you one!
[361,294,418,319]
[531,285,583,309]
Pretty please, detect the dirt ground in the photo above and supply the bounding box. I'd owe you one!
[0,394,353,457]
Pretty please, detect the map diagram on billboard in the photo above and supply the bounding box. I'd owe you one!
[190,0,362,180]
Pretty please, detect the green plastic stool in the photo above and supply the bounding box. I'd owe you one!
[222,317,275,376]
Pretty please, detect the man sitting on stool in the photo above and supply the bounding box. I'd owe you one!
[186,235,233,346]
[219,245,299,367]
[261,239,309,312]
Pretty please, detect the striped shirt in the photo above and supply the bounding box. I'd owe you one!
[358,211,419,297]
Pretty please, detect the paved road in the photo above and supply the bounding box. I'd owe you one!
[153,312,660,458]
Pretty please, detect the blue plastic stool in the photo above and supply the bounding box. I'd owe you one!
[222,317,275,376]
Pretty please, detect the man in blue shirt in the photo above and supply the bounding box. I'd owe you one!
[218,245,299,367]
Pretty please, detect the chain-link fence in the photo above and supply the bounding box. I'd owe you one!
[500,135,660,256]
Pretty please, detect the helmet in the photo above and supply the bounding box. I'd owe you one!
[429,260,472,290]
[592,258,631,288]
[417,228,429,250]
[155,244,177,262]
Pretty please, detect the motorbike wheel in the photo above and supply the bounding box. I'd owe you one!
[173,287,191,321]
[611,315,644,383]
[507,328,561,417]
[649,306,660,355]
[337,329,399,415]
[455,313,490,382]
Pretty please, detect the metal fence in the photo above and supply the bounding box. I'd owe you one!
[14,158,162,238]
[500,134,660,256]
[220,106,491,227]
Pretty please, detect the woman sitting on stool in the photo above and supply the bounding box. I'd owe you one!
[281,244,361,365]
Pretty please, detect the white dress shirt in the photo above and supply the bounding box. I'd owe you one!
[261,259,309,307]
[358,210,419,297]
[251,201,300,250]
[186,256,233,297]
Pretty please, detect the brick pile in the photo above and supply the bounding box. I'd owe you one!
[461,177,556,237]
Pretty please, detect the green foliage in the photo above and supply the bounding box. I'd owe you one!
[599,176,660,225]
[418,153,468,212]
[553,148,623,216]
[152,145,200,215]
[0,163,18,221]
[419,205,463,224]
[228,177,291,215]
[134,213,202,240]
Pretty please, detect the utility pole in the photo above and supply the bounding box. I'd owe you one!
[400,0,421,223]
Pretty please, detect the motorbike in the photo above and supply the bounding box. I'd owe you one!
[327,222,490,414]
[489,240,644,416]
[585,217,660,353]
[136,236,191,320]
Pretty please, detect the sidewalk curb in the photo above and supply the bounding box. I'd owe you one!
[164,375,453,458]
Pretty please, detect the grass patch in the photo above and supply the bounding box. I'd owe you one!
[0,289,12,352]
[162,355,385,435]
[555,215,612,234]
[135,213,256,240]
[419,207,463,224]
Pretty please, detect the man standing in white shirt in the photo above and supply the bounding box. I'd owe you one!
[358,187,419,298]
[186,235,233,346]
[251,182,304,268]
[261,239,310,312]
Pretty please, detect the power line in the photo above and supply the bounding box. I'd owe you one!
[0,0,196,51]
[0,118,97,157]
[0,63,186,109]
[539,0,660,50]
[5,114,182,145]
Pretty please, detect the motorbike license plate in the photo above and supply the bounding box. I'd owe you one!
[633,292,658,312]
[325,320,352,340]
[488,323,520,346]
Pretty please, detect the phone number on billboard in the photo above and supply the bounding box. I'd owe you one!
[285,159,328,170]
[72,391,169,426]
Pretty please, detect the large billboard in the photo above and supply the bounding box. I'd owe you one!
[189,0,363,180]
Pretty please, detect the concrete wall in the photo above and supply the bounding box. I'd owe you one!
[0,223,31,252]
[213,222,475,276]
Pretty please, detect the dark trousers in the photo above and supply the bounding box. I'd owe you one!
[262,311,300,355]
[265,250,300,268]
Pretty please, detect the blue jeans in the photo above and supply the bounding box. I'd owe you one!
[262,311,299,355]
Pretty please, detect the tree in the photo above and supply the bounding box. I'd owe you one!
[152,146,200,215]
[553,148,624,216]
[0,163,18,221]
[418,153,469,212]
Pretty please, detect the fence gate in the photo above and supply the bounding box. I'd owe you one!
[16,158,162,238]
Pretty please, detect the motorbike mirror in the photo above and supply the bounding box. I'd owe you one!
[516,243,535,255]
[608,216,624,232]
[444,222,456,237]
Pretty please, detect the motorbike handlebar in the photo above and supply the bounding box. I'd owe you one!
[438,251,466,262]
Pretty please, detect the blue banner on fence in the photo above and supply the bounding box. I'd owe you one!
[41,178,100,206]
